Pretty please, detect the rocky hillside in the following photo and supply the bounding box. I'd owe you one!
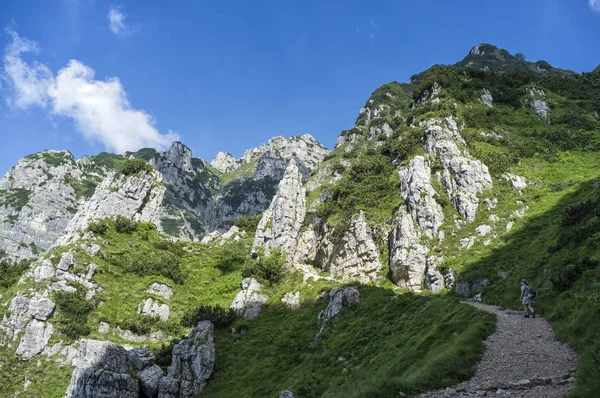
[0,43,599,397]
[0,134,329,259]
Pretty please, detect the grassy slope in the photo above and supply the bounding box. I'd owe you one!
[201,289,494,398]
[0,219,495,398]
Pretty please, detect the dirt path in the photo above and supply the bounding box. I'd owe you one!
[418,302,578,397]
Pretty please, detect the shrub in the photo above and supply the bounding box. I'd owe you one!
[153,239,185,256]
[114,215,139,234]
[54,288,95,340]
[127,251,185,284]
[0,258,31,289]
[550,257,599,292]
[88,219,110,235]
[181,304,236,328]
[216,240,248,273]
[242,247,286,285]
[232,214,263,234]
[120,158,153,176]
[119,314,160,335]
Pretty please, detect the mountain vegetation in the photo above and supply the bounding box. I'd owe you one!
[0,44,599,397]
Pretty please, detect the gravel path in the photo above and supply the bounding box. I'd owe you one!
[418,302,578,398]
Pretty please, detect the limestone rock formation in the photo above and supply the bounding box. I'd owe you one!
[0,150,89,259]
[281,291,300,309]
[65,339,158,398]
[423,117,493,222]
[528,88,550,118]
[315,211,382,283]
[210,152,239,173]
[147,283,173,300]
[253,161,306,260]
[480,89,494,107]
[399,156,444,238]
[138,298,170,321]
[60,168,164,244]
[389,208,429,290]
[316,286,360,336]
[15,320,54,360]
[230,278,269,320]
[158,321,215,398]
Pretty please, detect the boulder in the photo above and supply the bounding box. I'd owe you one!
[230,278,269,320]
[282,291,300,310]
[15,320,53,359]
[140,365,164,398]
[318,286,360,321]
[158,321,215,398]
[65,340,144,398]
[146,283,173,300]
[138,298,170,321]
[57,252,74,271]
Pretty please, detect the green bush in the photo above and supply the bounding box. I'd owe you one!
[87,219,110,235]
[119,314,160,335]
[120,158,153,176]
[242,247,286,285]
[0,258,31,289]
[127,252,185,284]
[181,304,236,328]
[153,239,185,256]
[54,288,95,340]
[101,249,186,284]
[216,240,248,273]
[232,214,263,234]
[114,215,139,234]
[550,257,599,292]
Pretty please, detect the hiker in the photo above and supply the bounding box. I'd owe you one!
[520,279,535,318]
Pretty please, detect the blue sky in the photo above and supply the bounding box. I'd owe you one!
[1,0,599,176]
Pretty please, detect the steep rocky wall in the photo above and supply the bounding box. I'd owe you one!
[0,151,89,259]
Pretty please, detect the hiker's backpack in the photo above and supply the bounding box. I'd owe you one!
[528,284,537,298]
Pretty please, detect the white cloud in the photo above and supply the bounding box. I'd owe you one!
[2,29,178,153]
[3,28,53,108]
[107,6,129,35]
[590,0,600,12]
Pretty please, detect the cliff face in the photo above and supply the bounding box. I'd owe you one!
[0,135,330,256]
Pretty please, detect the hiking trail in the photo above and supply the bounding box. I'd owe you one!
[418,302,578,398]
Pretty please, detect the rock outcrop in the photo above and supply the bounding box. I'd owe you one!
[210,152,239,173]
[0,151,90,259]
[315,211,382,283]
[399,156,444,238]
[158,321,215,398]
[138,298,170,321]
[253,161,306,260]
[65,340,161,398]
[60,169,164,244]
[527,88,550,118]
[480,89,494,107]
[423,117,492,222]
[230,278,269,320]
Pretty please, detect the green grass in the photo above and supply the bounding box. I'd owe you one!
[219,158,259,186]
[452,164,600,397]
[200,287,495,398]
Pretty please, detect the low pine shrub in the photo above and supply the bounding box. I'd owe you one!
[87,219,109,235]
[114,215,139,234]
[54,288,95,340]
[242,247,286,285]
[181,304,236,328]
[216,240,248,273]
[120,158,153,176]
